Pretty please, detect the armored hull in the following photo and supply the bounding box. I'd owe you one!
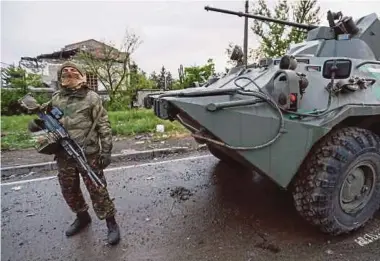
[145,7,380,236]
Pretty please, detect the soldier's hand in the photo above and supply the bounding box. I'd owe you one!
[100,153,111,169]
[18,94,41,113]
[28,119,45,132]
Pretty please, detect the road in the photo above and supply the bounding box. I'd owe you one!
[2,153,380,261]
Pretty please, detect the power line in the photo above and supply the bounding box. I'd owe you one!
[0,61,16,67]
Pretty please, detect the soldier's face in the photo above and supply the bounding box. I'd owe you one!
[61,66,81,79]
[60,66,85,88]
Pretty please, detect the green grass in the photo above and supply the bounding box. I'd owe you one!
[1,109,188,150]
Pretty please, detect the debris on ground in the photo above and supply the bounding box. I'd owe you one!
[11,186,22,191]
[1,135,200,168]
[255,241,281,253]
[170,186,193,201]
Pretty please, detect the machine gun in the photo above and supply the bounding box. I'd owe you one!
[19,94,106,188]
[205,5,380,60]
[204,6,318,31]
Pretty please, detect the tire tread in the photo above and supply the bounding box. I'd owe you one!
[292,127,380,235]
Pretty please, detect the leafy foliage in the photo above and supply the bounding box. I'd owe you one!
[251,0,321,58]
[103,61,156,111]
[1,109,187,150]
[225,0,321,65]
[181,58,216,88]
[75,28,142,102]
[1,65,48,115]
[148,60,216,91]
[154,66,173,90]
[1,64,44,90]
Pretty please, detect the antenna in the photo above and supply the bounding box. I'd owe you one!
[243,0,249,67]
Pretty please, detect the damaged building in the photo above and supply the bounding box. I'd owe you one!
[19,39,127,92]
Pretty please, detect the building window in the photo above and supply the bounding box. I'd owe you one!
[86,72,98,91]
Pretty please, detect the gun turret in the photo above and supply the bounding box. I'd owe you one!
[204,6,318,31]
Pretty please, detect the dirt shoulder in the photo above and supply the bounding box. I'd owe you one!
[1,133,203,168]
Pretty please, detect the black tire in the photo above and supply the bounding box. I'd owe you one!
[292,127,380,235]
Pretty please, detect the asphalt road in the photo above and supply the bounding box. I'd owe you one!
[2,153,380,261]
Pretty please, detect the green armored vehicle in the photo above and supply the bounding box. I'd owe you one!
[144,6,380,235]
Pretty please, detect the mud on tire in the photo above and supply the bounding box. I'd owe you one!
[292,127,380,235]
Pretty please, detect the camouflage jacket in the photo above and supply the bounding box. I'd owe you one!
[49,87,113,155]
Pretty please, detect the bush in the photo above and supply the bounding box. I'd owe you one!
[0,89,51,116]
[103,91,132,112]
[1,109,188,150]
[1,64,49,115]
[109,110,185,136]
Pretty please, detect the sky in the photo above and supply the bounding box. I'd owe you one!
[1,0,379,78]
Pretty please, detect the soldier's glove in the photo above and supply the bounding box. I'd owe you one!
[100,152,112,169]
[19,94,41,113]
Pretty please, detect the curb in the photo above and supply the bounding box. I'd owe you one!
[1,145,208,178]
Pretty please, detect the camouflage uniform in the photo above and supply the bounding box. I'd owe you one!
[51,85,116,220]
[29,61,120,245]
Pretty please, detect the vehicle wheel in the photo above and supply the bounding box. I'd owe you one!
[292,127,380,235]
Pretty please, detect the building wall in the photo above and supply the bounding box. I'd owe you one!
[134,89,161,107]
[19,38,128,92]
[20,58,107,91]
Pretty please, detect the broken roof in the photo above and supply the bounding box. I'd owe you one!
[36,48,80,60]
[20,39,128,63]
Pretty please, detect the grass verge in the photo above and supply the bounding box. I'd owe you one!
[1,109,188,150]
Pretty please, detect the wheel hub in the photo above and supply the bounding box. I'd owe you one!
[340,161,376,214]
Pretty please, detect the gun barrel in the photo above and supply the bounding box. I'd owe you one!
[204,6,318,31]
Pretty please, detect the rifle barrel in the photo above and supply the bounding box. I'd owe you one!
[204,6,318,31]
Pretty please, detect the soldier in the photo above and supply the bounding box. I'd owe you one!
[26,61,120,245]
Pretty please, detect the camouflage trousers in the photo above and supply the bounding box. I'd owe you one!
[56,153,116,220]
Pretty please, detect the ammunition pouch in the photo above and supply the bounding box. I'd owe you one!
[27,118,59,155]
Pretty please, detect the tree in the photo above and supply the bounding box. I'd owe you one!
[181,58,216,88]
[1,64,43,90]
[166,71,173,90]
[157,66,167,90]
[251,0,320,58]
[1,65,47,115]
[76,28,142,102]
[225,0,321,65]
[125,61,155,108]
[178,64,185,84]
[149,71,159,88]
[150,66,175,90]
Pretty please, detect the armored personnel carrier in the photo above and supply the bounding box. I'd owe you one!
[144,6,380,235]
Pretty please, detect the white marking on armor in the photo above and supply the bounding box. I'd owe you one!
[354,228,380,246]
[1,154,212,186]
[367,67,380,73]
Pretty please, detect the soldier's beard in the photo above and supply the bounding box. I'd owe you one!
[61,72,86,89]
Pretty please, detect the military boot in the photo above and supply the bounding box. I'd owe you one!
[65,211,92,237]
[106,216,120,245]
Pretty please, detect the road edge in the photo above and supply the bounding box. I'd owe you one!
[1,145,208,177]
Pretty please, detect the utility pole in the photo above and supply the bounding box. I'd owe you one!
[164,74,167,91]
[243,0,249,67]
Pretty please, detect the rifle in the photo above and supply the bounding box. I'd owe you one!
[19,94,106,188]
